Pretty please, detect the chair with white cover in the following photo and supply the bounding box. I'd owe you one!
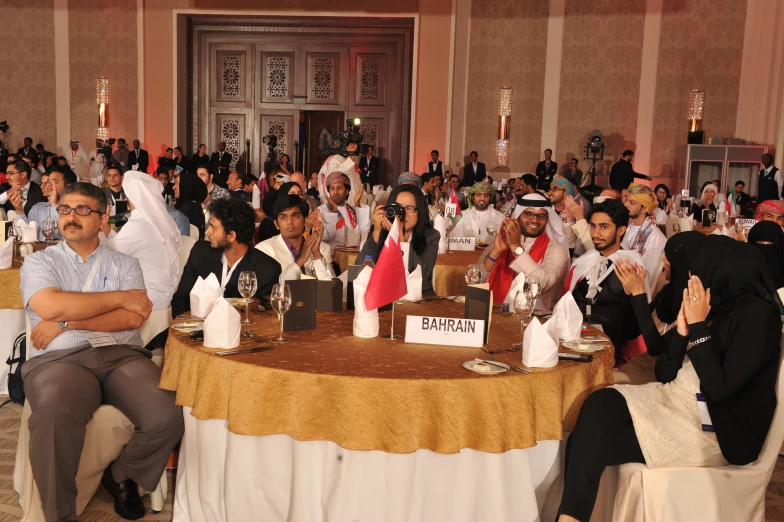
[664,217,692,238]
[178,234,196,279]
[0,208,7,220]
[8,209,18,222]
[591,342,784,522]
[189,223,198,239]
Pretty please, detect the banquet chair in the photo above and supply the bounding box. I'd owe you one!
[664,217,692,238]
[0,208,7,220]
[8,210,17,222]
[178,234,196,279]
[591,343,784,522]
[189,223,198,239]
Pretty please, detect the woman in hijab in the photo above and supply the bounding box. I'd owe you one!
[174,173,207,240]
[558,236,783,522]
[749,220,784,289]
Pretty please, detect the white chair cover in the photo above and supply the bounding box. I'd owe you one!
[189,223,198,239]
[592,341,784,522]
[665,217,693,238]
[178,235,196,279]
[139,307,173,346]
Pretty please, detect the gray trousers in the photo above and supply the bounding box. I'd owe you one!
[22,345,184,522]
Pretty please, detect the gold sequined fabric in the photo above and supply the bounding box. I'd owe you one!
[0,263,23,310]
[160,301,614,454]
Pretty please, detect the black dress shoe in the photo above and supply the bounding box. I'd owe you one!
[101,466,146,520]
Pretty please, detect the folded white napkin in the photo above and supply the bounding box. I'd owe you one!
[544,291,582,342]
[338,270,349,302]
[353,265,379,338]
[401,265,423,302]
[716,210,727,226]
[20,222,37,243]
[203,297,241,349]
[0,238,12,269]
[433,214,447,254]
[189,273,222,318]
[686,213,694,227]
[522,317,559,368]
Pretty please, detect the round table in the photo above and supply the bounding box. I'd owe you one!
[0,262,22,309]
[333,249,483,297]
[161,302,614,521]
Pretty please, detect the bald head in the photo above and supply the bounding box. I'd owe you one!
[290,172,307,193]
[600,188,622,200]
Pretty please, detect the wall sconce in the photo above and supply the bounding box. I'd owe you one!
[688,89,704,132]
[496,87,512,167]
[97,77,109,140]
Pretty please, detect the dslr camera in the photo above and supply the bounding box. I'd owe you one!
[318,118,370,157]
[384,203,406,223]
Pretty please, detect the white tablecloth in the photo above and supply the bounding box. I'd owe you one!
[0,309,26,395]
[174,406,566,522]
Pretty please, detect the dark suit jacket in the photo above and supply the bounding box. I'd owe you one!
[171,241,282,318]
[210,151,232,172]
[0,180,45,215]
[358,155,379,186]
[231,188,252,203]
[127,149,149,173]
[609,159,647,191]
[535,160,558,191]
[462,162,486,187]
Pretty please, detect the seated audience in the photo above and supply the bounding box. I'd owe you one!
[449,181,504,242]
[257,194,334,281]
[446,174,467,209]
[755,200,784,228]
[290,171,319,211]
[172,198,280,317]
[103,171,181,312]
[398,171,423,189]
[14,165,76,241]
[564,199,648,362]
[563,188,621,253]
[749,220,784,289]
[728,180,752,215]
[21,182,182,522]
[479,193,570,310]
[197,164,230,202]
[358,184,440,296]
[228,171,252,203]
[622,184,666,288]
[557,236,783,522]
[279,153,295,174]
[174,173,207,240]
[307,171,321,202]
[156,165,175,202]
[0,159,45,215]
[692,183,718,220]
[320,171,370,249]
[653,183,673,220]
[103,163,128,216]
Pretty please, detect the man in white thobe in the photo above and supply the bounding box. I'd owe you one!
[68,140,91,182]
[450,181,505,242]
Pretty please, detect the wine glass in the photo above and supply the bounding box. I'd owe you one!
[465,264,482,285]
[270,283,292,343]
[511,290,536,349]
[237,271,257,325]
[9,226,22,264]
[42,217,57,242]
[486,224,497,241]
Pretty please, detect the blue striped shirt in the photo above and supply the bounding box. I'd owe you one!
[20,241,145,357]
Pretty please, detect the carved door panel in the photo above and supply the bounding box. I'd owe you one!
[211,111,249,172]
[305,49,348,108]
[257,48,298,104]
[210,44,252,107]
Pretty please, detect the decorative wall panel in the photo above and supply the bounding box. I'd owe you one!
[215,50,246,102]
[307,53,340,105]
[261,52,294,103]
[355,54,386,106]
[260,114,295,161]
[217,113,246,170]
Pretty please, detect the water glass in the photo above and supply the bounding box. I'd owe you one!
[486,225,497,240]
[237,271,257,325]
[465,264,482,285]
[511,290,535,349]
[9,226,22,263]
[42,217,57,242]
[270,283,292,343]
[524,276,541,301]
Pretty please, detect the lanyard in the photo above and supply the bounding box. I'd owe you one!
[220,254,241,292]
[73,249,104,292]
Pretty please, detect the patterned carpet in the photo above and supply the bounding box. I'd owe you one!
[0,398,783,521]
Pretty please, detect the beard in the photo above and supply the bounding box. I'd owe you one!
[521,224,545,239]
[594,233,617,252]
[474,200,490,211]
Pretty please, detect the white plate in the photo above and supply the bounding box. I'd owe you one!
[226,297,255,307]
[463,360,509,374]
[171,320,204,333]
[562,340,607,353]
[577,335,609,343]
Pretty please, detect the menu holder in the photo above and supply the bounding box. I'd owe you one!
[701,209,715,228]
[0,221,10,241]
[115,200,129,215]
[465,283,493,343]
[345,265,363,311]
[316,279,343,312]
[283,279,317,332]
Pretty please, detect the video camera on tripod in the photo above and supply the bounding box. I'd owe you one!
[318,118,369,157]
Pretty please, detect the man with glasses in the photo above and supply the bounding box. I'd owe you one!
[479,193,570,311]
[0,159,45,215]
[20,182,183,522]
[13,165,76,241]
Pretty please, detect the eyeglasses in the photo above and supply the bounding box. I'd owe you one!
[521,211,548,221]
[548,187,565,193]
[403,205,417,215]
[56,205,105,216]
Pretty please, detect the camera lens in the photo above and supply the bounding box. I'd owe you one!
[384,205,397,221]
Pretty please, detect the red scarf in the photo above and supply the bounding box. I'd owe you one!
[335,204,357,230]
[488,233,550,302]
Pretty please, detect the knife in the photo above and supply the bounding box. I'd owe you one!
[474,358,510,370]
[216,346,271,357]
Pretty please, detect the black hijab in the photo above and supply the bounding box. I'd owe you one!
[176,173,208,208]
[749,221,784,289]
[656,231,707,324]
[690,235,783,319]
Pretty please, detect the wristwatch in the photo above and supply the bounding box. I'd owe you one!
[57,321,68,332]
[512,246,524,258]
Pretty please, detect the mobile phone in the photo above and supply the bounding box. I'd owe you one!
[559,353,593,363]
[189,330,204,340]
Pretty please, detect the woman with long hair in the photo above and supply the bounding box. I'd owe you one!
[356,184,440,296]
[653,183,672,213]
[279,153,294,174]
[174,173,208,240]
[190,143,210,168]
[557,236,783,522]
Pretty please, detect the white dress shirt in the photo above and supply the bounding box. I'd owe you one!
[0,181,31,206]
[449,207,505,241]
[256,234,334,283]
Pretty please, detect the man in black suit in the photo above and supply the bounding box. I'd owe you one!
[210,141,232,188]
[17,137,34,157]
[425,150,445,176]
[536,148,558,192]
[462,151,486,187]
[171,197,281,317]
[358,145,379,188]
[127,139,149,174]
[227,171,251,203]
[0,141,8,159]
[157,147,176,170]
[609,149,651,191]
[0,159,46,216]
[35,144,53,169]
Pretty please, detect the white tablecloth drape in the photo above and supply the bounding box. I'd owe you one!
[174,407,567,522]
[0,309,26,395]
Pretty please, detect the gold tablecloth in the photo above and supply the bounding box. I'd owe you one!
[333,249,483,297]
[160,302,614,454]
[0,262,23,310]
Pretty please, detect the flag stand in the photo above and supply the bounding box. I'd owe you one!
[383,301,403,340]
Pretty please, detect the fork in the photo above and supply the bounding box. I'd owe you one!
[482,346,521,355]
[486,353,532,374]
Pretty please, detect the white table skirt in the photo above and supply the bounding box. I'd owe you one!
[174,406,566,522]
[0,309,26,395]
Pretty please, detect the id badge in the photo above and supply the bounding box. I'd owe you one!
[696,393,714,432]
[84,331,116,348]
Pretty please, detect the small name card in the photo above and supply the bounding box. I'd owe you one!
[735,218,757,229]
[404,316,485,348]
[448,237,476,251]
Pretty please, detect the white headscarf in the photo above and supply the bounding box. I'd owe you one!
[511,193,568,247]
[318,154,362,205]
[700,184,719,206]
